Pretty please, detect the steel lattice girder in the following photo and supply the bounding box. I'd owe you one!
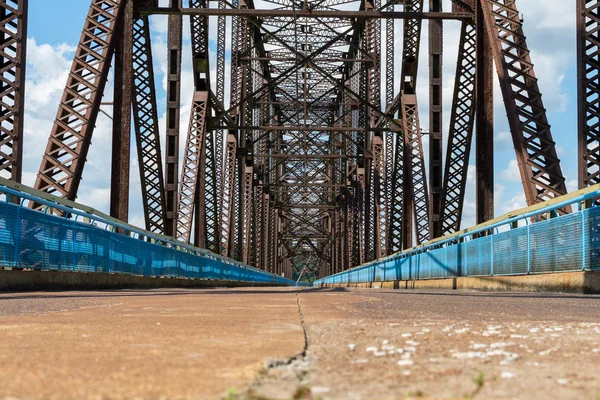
[402,92,430,245]
[481,0,569,207]
[0,0,27,183]
[176,91,209,243]
[578,0,600,188]
[188,0,220,252]
[132,15,167,234]
[34,0,122,202]
[439,20,476,235]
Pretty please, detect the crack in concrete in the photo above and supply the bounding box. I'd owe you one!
[232,291,313,400]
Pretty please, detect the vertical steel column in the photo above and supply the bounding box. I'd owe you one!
[475,0,494,224]
[111,0,133,223]
[35,0,122,203]
[384,12,395,255]
[399,0,426,249]
[578,0,600,188]
[372,135,386,259]
[429,0,443,238]
[165,0,182,236]
[132,14,167,234]
[190,0,219,252]
[0,0,27,182]
[363,0,387,260]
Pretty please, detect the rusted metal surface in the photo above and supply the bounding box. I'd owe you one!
[34,0,122,202]
[110,0,133,223]
[440,19,476,235]
[402,92,429,245]
[164,0,182,237]
[132,14,167,234]
[481,0,569,209]
[176,91,208,244]
[0,0,27,183]
[475,0,494,224]
[428,0,443,238]
[578,0,600,189]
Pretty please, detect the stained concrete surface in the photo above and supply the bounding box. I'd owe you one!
[1,288,599,399]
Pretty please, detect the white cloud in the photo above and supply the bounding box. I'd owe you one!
[500,192,528,215]
[499,159,522,183]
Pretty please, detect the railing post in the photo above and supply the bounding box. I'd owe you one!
[582,205,589,271]
[527,221,531,274]
[13,203,21,268]
[490,230,494,276]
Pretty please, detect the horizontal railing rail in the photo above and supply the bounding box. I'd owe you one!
[315,184,600,285]
[0,179,296,286]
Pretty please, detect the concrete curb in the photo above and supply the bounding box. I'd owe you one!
[0,270,286,292]
[317,271,600,294]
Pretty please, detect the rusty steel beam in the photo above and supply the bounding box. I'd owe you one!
[475,0,494,224]
[132,14,167,234]
[164,0,182,237]
[402,92,429,245]
[220,134,237,257]
[139,7,472,20]
[481,0,569,209]
[399,0,428,249]
[429,0,443,238]
[34,0,122,202]
[188,0,220,252]
[176,91,209,244]
[440,19,476,235]
[578,0,600,189]
[0,0,27,183]
[110,0,133,223]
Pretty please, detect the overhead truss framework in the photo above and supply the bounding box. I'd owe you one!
[0,0,592,278]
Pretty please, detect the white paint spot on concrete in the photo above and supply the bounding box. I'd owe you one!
[501,371,516,379]
[452,351,487,359]
[312,386,331,394]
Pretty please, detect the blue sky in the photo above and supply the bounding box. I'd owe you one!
[22,0,580,230]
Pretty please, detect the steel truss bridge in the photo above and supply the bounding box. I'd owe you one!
[0,0,598,280]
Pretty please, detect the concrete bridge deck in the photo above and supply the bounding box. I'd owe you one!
[1,288,599,400]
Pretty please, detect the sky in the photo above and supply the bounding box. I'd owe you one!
[21,0,579,231]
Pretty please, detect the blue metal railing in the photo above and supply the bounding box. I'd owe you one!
[315,187,600,286]
[0,183,295,286]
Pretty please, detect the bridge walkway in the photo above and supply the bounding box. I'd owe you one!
[1,287,599,400]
